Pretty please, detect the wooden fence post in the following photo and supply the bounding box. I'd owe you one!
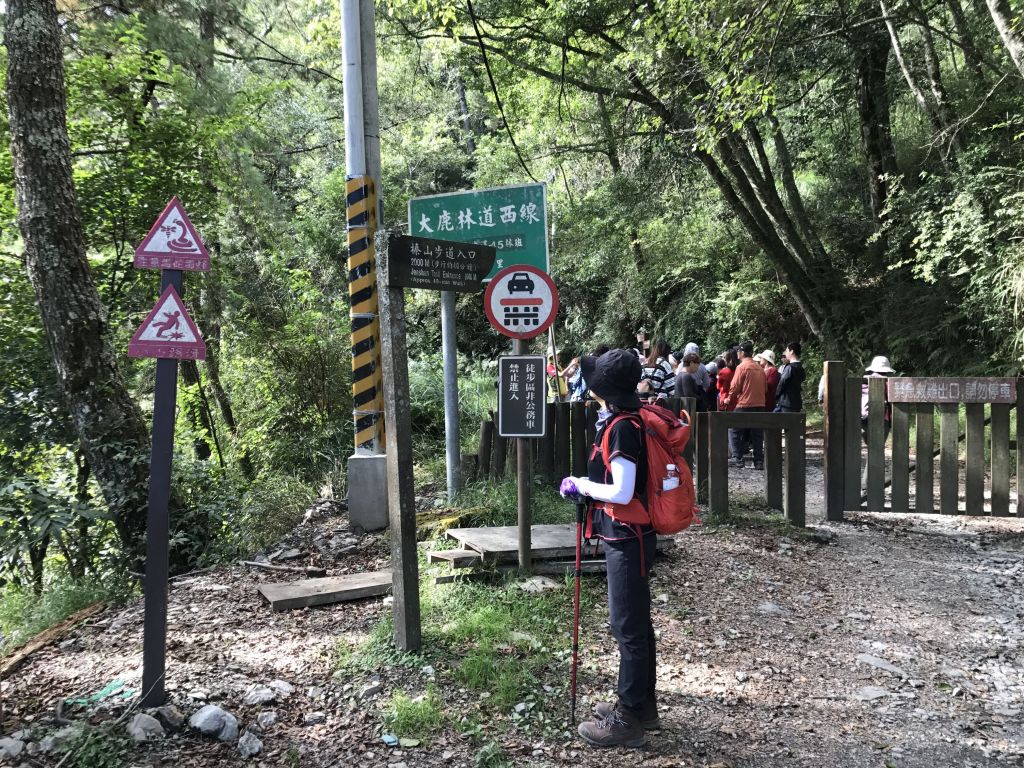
[991,403,1011,516]
[764,429,783,511]
[493,431,507,478]
[823,361,846,521]
[477,420,494,480]
[784,415,806,527]
[709,413,729,517]
[916,405,935,513]
[891,404,911,511]
[965,403,985,514]
[696,411,710,505]
[844,377,862,511]
[939,404,959,514]
[865,377,886,511]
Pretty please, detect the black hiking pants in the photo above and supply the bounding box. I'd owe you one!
[604,525,658,712]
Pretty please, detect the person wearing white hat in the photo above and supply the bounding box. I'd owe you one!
[754,349,780,411]
[861,355,896,444]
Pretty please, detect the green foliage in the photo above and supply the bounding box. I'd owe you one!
[0,574,133,653]
[384,688,445,740]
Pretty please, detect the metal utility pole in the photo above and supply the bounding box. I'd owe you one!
[342,0,388,529]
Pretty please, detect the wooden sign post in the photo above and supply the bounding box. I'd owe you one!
[129,198,209,706]
[379,234,495,651]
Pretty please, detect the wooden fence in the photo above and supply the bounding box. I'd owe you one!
[823,362,1022,519]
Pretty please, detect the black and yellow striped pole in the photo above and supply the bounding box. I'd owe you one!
[348,174,383,452]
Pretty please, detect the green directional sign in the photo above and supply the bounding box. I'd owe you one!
[408,183,548,280]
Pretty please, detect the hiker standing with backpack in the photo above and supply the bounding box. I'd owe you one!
[559,349,697,748]
[559,349,656,747]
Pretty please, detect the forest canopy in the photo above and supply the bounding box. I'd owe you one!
[2,0,1024,586]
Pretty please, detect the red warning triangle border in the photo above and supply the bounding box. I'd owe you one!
[128,284,207,361]
[133,196,211,272]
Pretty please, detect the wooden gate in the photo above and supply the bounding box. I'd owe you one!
[823,362,1022,519]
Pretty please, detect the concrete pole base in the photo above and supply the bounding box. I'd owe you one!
[347,453,389,531]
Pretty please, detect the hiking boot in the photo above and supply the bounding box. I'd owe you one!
[578,702,646,748]
[730,458,745,469]
[753,461,764,471]
[594,699,661,730]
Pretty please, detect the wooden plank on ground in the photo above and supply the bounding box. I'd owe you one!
[991,403,1011,517]
[916,405,935,514]
[446,524,674,562]
[866,377,886,511]
[965,403,985,515]
[427,549,484,568]
[939,404,960,514]
[0,602,106,680]
[891,404,910,512]
[764,429,783,511]
[844,378,863,511]
[258,570,392,612]
[434,560,609,584]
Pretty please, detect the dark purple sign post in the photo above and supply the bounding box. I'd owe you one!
[129,197,209,706]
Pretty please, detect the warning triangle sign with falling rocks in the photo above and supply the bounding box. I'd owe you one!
[133,197,210,272]
[128,285,206,360]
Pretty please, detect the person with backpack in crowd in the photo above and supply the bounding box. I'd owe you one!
[755,349,780,411]
[729,340,767,469]
[557,349,658,747]
[638,340,674,402]
[774,341,806,412]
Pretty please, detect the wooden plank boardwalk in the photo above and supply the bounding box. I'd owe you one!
[257,570,392,612]
[444,523,675,563]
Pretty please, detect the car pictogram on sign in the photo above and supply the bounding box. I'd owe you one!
[507,272,535,293]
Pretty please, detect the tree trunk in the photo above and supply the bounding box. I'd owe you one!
[5,0,152,565]
[909,0,962,152]
[765,113,829,263]
[855,28,900,225]
[947,0,988,83]
[986,0,1024,78]
[696,149,827,339]
[880,0,950,139]
[180,361,214,461]
[597,93,646,267]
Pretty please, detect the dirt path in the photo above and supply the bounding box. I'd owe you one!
[3,445,1024,767]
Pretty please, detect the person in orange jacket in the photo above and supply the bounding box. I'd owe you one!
[729,341,767,469]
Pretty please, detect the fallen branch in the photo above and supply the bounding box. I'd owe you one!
[0,602,106,680]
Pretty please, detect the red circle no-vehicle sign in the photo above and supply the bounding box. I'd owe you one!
[484,265,559,340]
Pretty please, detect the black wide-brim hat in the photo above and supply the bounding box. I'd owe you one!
[581,349,643,410]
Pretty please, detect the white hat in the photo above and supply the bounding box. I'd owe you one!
[865,355,895,374]
[755,349,776,366]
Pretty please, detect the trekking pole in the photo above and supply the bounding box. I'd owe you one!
[570,497,585,725]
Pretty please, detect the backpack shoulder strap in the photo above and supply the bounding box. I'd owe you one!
[598,412,643,471]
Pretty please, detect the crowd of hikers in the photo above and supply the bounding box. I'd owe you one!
[549,338,807,469]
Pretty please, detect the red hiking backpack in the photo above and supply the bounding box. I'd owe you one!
[599,403,700,534]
